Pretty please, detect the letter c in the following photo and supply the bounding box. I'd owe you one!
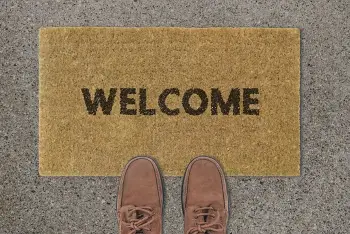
[158,88,180,115]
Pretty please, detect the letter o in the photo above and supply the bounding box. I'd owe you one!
[182,88,208,115]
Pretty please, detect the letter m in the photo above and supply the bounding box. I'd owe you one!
[211,88,240,115]
[81,88,117,115]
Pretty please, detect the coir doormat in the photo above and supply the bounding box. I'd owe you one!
[39,27,300,176]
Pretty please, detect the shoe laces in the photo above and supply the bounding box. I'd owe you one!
[187,206,224,234]
[122,206,155,234]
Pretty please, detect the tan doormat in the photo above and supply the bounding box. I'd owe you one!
[39,27,300,176]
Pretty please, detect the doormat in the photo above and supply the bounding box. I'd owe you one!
[39,27,300,176]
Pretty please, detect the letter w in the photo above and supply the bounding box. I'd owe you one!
[81,88,117,115]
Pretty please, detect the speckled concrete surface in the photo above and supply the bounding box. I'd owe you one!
[1,0,349,233]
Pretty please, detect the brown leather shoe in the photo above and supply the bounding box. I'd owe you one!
[182,156,228,234]
[117,157,163,234]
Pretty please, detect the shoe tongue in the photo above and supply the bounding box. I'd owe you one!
[193,207,206,223]
[206,209,216,223]
[206,207,223,230]
[122,205,149,234]
[200,205,220,224]
[127,210,137,221]
[197,214,205,223]
[120,205,137,222]
[202,208,211,222]
[125,205,145,222]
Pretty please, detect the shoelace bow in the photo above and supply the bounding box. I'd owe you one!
[123,206,155,234]
[187,207,224,234]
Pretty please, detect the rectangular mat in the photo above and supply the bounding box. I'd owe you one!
[39,27,300,176]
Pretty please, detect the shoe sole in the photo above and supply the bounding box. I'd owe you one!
[117,156,164,234]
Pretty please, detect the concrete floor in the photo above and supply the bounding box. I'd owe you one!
[1,0,349,233]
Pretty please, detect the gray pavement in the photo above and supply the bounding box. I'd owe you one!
[1,0,349,233]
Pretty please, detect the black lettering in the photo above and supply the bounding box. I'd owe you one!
[139,88,156,115]
[182,88,208,115]
[81,88,116,115]
[120,88,137,115]
[211,88,240,115]
[243,88,259,115]
[158,88,180,115]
